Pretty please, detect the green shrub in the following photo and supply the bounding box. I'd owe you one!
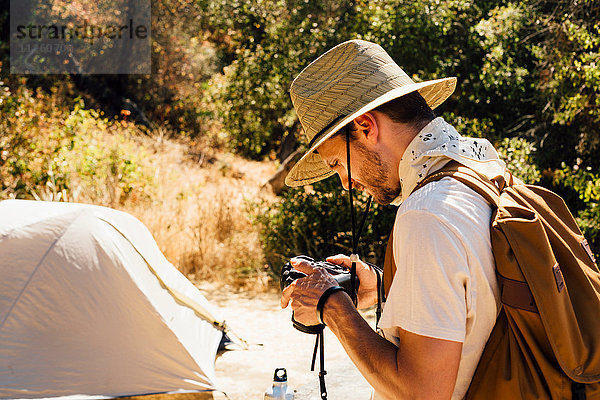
[554,165,600,259]
[0,85,74,200]
[0,83,155,205]
[496,137,541,184]
[63,103,155,206]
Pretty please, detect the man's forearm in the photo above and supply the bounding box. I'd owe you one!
[322,291,461,400]
[322,291,413,400]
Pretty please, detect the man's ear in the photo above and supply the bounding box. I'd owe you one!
[353,112,379,144]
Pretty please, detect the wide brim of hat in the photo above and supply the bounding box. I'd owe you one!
[285,77,457,187]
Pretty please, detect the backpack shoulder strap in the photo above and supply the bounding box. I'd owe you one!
[384,160,521,300]
[411,161,541,313]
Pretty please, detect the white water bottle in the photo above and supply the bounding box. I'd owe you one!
[264,368,294,399]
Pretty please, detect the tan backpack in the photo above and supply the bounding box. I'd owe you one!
[383,161,600,399]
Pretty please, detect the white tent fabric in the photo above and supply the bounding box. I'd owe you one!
[0,200,225,399]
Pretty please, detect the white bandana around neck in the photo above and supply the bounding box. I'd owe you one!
[389,117,506,206]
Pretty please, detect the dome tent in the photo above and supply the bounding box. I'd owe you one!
[0,200,227,399]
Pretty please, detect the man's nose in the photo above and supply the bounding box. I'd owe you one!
[338,173,354,191]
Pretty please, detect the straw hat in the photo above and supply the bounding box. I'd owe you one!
[285,39,457,187]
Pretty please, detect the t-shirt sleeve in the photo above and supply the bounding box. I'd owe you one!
[378,209,470,343]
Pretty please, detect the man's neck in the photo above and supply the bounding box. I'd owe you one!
[388,118,433,167]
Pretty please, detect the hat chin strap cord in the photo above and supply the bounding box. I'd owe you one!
[345,125,373,305]
[311,125,373,400]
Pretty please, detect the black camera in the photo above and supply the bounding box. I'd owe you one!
[280,255,360,293]
[280,255,359,334]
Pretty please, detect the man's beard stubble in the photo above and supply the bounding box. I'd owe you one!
[352,140,400,205]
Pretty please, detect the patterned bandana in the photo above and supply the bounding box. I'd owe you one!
[390,117,506,206]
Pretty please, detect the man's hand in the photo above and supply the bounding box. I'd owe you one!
[326,254,378,309]
[280,257,338,326]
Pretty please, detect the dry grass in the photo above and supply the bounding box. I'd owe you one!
[120,134,278,292]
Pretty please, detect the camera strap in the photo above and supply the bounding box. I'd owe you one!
[346,125,358,306]
[374,266,383,324]
[310,327,327,400]
[345,124,385,326]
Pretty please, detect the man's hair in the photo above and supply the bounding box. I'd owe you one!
[332,90,435,140]
[374,90,435,126]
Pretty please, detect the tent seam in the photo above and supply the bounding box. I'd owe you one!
[96,216,224,328]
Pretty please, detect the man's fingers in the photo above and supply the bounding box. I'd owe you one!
[326,254,352,268]
[290,257,317,274]
[327,254,372,274]
[280,281,296,308]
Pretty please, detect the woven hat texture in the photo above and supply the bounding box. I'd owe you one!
[285,39,457,187]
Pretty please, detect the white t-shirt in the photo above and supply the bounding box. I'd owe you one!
[376,177,500,400]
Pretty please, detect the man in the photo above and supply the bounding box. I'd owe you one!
[280,40,503,399]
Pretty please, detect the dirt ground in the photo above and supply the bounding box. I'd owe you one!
[195,283,374,400]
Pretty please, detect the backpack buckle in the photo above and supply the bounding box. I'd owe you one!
[553,263,565,293]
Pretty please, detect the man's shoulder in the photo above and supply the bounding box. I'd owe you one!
[401,176,491,212]
[397,176,493,233]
